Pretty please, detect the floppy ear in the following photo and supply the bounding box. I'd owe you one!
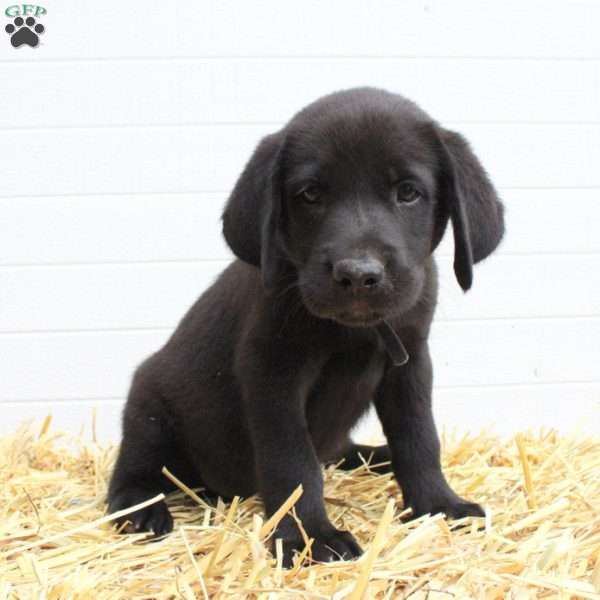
[436,127,505,291]
[222,132,285,289]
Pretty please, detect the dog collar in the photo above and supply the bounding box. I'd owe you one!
[376,321,409,366]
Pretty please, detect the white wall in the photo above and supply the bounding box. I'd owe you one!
[1,0,599,441]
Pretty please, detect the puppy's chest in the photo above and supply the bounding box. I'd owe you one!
[307,346,386,415]
[309,326,387,394]
[330,345,385,383]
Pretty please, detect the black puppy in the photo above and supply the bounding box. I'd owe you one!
[108,87,504,565]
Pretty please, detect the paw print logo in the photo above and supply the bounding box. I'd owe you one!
[5,16,45,47]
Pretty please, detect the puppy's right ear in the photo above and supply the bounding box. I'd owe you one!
[222,132,284,288]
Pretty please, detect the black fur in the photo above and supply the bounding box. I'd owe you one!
[108,87,504,566]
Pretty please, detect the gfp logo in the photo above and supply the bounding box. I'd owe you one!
[5,4,46,47]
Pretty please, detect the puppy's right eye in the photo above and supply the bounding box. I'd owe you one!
[394,181,422,204]
[298,186,321,204]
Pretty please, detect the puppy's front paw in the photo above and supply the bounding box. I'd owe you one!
[410,494,485,520]
[108,489,173,537]
[279,528,363,568]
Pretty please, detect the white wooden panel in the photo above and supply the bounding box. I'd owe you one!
[2,399,124,442]
[5,383,600,443]
[2,59,599,129]
[2,318,599,402]
[1,255,598,332]
[1,189,597,267]
[464,125,600,190]
[1,330,169,402]
[353,382,600,441]
[0,261,228,332]
[433,383,600,436]
[2,125,600,199]
[0,194,232,265]
[0,0,598,61]
[429,318,600,388]
[1,0,599,441]
[0,125,260,198]
[436,255,600,320]
[437,189,600,257]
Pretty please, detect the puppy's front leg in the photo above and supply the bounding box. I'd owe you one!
[375,340,484,520]
[241,346,362,567]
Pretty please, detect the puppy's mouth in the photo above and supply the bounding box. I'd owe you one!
[301,288,393,327]
[333,302,384,328]
[334,313,383,327]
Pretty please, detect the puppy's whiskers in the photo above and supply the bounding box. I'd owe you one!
[277,294,306,336]
[275,279,301,301]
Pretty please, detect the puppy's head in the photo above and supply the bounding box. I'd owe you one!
[223,87,504,327]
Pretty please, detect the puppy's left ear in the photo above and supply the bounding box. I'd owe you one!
[222,132,285,289]
[436,127,505,291]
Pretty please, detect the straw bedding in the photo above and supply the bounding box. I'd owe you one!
[1,417,600,599]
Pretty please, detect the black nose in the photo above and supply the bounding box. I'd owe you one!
[333,258,384,289]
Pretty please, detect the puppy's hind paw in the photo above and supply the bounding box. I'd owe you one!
[445,500,485,520]
[428,498,485,521]
[108,490,173,537]
[409,493,485,522]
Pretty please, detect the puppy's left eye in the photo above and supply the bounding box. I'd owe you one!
[394,181,422,204]
[299,186,321,204]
